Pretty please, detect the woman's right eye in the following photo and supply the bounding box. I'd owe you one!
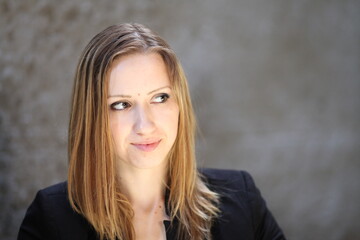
[110,101,131,111]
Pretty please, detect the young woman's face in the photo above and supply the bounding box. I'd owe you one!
[107,53,179,170]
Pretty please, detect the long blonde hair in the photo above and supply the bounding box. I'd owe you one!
[68,23,219,240]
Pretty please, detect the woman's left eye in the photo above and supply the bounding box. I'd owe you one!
[152,93,170,103]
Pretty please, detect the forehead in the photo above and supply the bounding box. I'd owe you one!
[107,53,170,95]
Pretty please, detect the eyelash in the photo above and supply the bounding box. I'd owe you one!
[110,93,170,111]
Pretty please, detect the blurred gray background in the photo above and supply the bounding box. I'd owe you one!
[1,0,359,239]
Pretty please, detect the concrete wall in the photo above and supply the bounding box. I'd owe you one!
[1,0,359,239]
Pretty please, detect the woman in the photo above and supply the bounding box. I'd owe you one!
[18,23,285,240]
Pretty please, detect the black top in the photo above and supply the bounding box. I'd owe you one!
[18,169,286,240]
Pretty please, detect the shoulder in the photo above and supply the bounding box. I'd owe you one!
[199,168,286,240]
[38,181,67,196]
[18,182,96,240]
[33,182,68,207]
[199,168,262,216]
[199,168,262,221]
[200,168,252,181]
[30,182,74,222]
[199,168,257,195]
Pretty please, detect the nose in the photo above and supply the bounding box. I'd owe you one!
[133,104,156,135]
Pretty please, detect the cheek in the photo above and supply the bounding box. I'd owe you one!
[171,111,179,137]
[159,105,179,139]
[109,114,130,144]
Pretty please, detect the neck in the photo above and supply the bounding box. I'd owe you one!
[117,161,168,212]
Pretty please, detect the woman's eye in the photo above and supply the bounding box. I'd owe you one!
[152,93,170,103]
[110,101,131,110]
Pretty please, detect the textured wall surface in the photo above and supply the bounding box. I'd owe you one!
[1,0,359,239]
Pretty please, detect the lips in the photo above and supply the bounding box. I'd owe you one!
[131,139,161,152]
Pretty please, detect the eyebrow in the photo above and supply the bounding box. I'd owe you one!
[147,86,171,95]
[107,86,171,99]
[107,94,132,99]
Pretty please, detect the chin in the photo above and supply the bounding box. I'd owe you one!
[127,156,168,170]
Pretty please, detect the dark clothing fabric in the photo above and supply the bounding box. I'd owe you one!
[18,169,286,240]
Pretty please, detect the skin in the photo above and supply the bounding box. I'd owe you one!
[107,52,179,240]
